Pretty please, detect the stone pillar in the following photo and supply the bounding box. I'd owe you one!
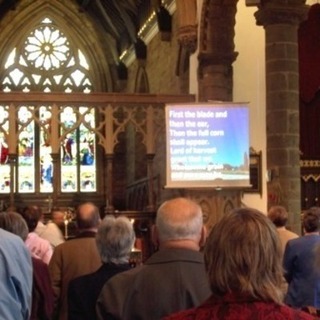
[255,1,308,233]
[196,1,240,224]
[198,2,238,101]
[176,0,198,53]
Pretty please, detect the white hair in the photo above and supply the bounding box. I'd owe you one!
[156,198,203,242]
[96,215,135,264]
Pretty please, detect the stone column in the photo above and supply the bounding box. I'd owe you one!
[255,1,308,233]
[176,0,198,53]
[198,2,238,101]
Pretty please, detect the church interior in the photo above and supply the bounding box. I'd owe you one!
[0,0,319,255]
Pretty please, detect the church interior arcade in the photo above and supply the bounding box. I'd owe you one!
[0,0,319,249]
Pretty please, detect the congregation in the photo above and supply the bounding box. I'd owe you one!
[0,198,320,320]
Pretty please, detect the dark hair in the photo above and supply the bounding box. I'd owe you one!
[20,205,42,232]
[267,206,288,227]
[303,207,320,233]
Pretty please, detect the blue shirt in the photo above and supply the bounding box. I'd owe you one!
[0,228,33,320]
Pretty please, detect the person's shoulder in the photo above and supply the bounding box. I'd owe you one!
[163,308,196,320]
[147,248,205,264]
[43,221,59,232]
[69,268,97,287]
[53,236,80,249]
[101,265,143,291]
[280,228,299,238]
[0,229,30,262]
[286,235,304,247]
[0,228,17,240]
[0,228,25,247]
[277,304,315,319]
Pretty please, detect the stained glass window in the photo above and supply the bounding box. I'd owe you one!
[0,106,10,193]
[1,17,97,193]
[18,106,35,193]
[60,107,96,192]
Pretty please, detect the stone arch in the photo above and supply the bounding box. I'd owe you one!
[0,0,113,91]
[134,67,150,93]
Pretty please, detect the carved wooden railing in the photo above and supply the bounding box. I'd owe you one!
[0,92,195,212]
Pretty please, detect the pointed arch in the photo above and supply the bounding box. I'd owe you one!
[0,0,113,91]
[134,66,150,93]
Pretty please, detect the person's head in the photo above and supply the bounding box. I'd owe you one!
[76,202,100,231]
[154,197,206,250]
[204,207,283,304]
[96,215,135,264]
[20,205,42,232]
[302,207,320,233]
[267,205,288,227]
[51,210,65,226]
[0,211,29,241]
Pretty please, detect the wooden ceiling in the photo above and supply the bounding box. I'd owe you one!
[0,0,155,59]
[75,0,154,54]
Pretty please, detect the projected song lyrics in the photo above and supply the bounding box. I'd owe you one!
[165,104,250,188]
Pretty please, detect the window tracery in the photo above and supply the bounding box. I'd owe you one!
[0,17,97,194]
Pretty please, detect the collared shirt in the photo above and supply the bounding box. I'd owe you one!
[0,229,33,320]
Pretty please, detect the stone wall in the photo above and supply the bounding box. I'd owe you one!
[126,11,181,95]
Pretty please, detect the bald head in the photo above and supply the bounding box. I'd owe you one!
[76,202,100,230]
[52,210,65,226]
[155,197,204,248]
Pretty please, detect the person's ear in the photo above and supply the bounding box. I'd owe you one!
[199,225,207,248]
[151,225,159,248]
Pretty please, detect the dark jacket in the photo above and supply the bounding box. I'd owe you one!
[31,257,55,320]
[284,234,320,308]
[96,248,211,320]
[68,263,132,320]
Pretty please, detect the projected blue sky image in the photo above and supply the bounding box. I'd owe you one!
[167,105,249,168]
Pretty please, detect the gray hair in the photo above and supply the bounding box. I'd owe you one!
[96,215,135,264]
[0,211,29,241]
[156,197,203,242]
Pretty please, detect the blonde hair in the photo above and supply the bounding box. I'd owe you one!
[204,207,284,304]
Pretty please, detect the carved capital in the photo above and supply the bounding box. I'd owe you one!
[178,25,197,53]
[176,0,198,53]
[255,3,309,26]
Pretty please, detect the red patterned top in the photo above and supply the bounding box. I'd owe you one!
[164,293,316,320]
